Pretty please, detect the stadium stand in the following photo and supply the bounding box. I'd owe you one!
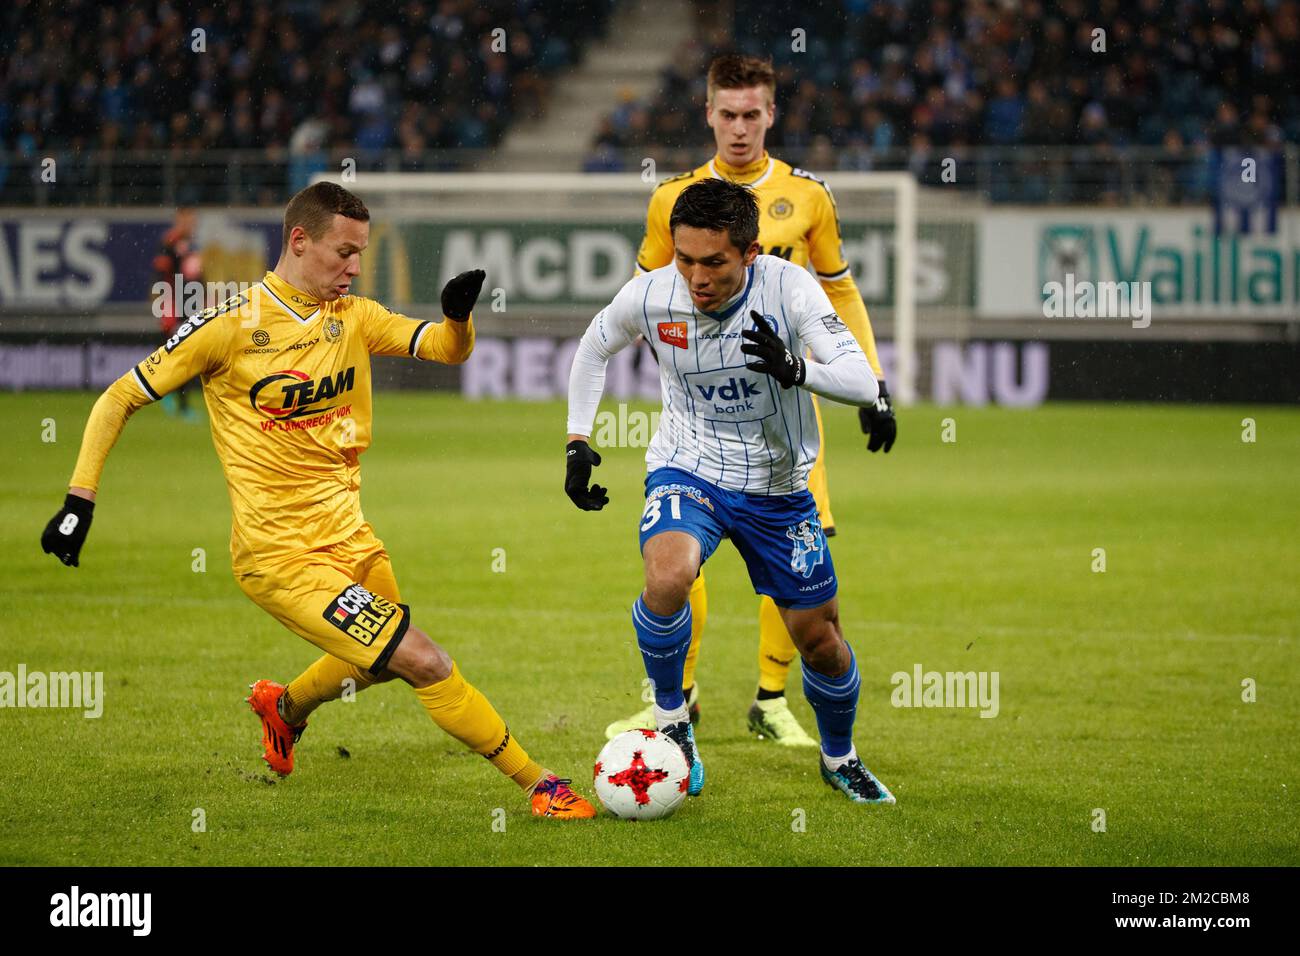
[589,0,1296,203]
[0,0,617,204]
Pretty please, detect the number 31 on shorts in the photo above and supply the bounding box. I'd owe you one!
[640,493,682,531]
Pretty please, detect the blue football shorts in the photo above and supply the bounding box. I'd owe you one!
[637,466,837,610]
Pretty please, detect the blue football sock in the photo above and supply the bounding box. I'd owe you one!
[632,595,692,711]
[801,644,860,759]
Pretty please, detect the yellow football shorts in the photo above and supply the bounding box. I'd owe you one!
[235,521,410,674]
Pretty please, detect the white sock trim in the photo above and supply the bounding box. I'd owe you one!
[821,745,858,771]
[654,702,690,728]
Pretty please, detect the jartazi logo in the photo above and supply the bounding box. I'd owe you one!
[50,886,151,936]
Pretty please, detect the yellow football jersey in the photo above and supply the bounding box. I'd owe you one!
[636,151,883,377]
[69,271,473,572]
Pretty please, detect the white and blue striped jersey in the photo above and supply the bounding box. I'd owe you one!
[568,254,877,496]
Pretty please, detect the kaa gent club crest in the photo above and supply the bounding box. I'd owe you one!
[786,520,825,579]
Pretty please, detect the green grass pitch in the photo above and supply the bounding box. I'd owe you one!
[3,391,1297,866]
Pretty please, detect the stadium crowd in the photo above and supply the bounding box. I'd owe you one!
[0,0,615,201]
[588,0,1294,203]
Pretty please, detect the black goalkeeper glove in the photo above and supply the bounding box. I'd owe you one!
[740,310,805,389]
[565,440,609,511]
[41,493,95,567]
[858,379,897,453]
[441,269,486,321]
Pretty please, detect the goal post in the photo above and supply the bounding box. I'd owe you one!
[313,170,919,404]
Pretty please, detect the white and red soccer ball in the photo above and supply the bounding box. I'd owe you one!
[593,729,690,820]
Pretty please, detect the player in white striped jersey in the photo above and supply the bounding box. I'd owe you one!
[565,179,896,804]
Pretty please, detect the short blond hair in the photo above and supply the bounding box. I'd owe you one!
[706,54,776,105]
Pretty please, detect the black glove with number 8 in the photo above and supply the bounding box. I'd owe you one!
[41,493,95,567]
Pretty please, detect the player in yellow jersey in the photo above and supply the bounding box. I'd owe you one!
[605,54,898,745]
[40,182,595,819]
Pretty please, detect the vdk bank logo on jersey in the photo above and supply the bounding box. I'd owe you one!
[787,519,825,579]
[684,366,776,423]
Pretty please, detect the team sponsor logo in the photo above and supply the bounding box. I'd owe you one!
[768,197,794,220]
[787,519,826,579]
[646,482,714,512]
[798,577,835,593]
[323,583,399,648]
[820,313,850,335]
[257,404,351,432]
[657,321,688,349]
[163,291,249,353]
[251,329,270,347]
[324,317,343,343]
[248,366,355,420]
[790,167,827,185]
[484,729,512,760]
[243,347,278,354]
[684,367,776,423]
[285,338,319,351]
[757,244,793,260]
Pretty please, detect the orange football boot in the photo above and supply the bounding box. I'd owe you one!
[246,679,306,777]
[530,774,597,819]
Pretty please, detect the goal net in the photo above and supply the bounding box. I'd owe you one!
[313,170,920,404]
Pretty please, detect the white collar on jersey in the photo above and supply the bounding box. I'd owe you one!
[257,280,322,326]
[708,155,775,189]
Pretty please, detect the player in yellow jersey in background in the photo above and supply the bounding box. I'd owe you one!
[605,54,898,745]
[41,182,595,819]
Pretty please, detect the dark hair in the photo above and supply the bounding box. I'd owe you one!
[707,53,776,104]
[669,179,760,252]
[281,182,369,253]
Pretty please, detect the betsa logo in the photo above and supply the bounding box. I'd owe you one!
[164,291,250,353]
[249,366,355,419]
[658,321,688,349]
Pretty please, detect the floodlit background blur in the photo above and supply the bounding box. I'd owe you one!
[1,0,1297,401]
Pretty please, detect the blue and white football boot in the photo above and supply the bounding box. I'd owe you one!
[821,755,896,804]
[661,720,705,796]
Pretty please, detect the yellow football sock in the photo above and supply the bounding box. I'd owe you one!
[681,571,708,691]
[282,654,379,725]
[757,595,798,694]
[413,663,542,790]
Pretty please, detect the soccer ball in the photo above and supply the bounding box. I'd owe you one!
[593,729,690,820]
